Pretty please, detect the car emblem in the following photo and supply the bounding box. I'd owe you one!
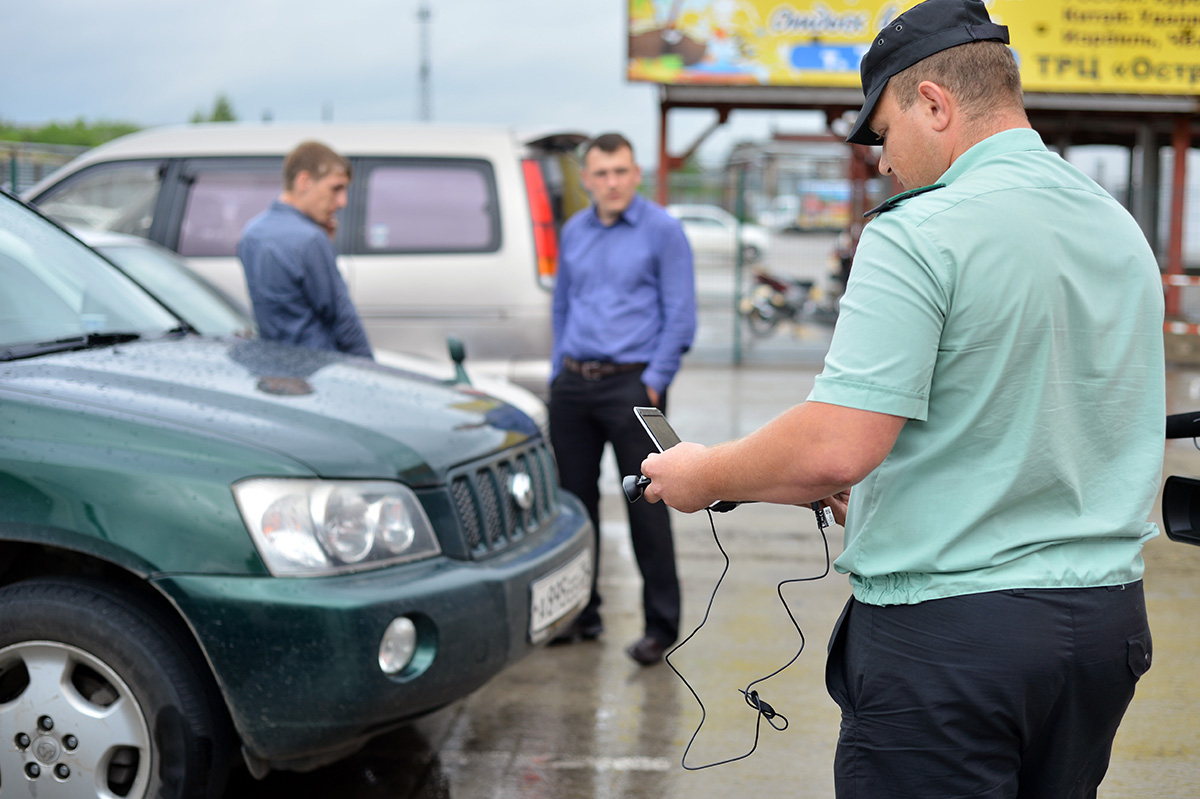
[509,470,534,512]
[34,735,60,763]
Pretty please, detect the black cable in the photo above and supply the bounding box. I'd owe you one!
[664,505,831,770]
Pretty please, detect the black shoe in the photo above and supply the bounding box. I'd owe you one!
[626,636,668,665]
[549,617,603,645]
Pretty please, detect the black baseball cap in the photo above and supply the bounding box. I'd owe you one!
[845,0,1009,146]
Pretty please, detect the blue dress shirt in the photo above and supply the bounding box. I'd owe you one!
[238,201,373,358]
[551,194,696,394]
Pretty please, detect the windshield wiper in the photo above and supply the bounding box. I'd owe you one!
[0,331,143,362]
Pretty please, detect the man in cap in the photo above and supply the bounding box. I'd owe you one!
[639,0,1164,794]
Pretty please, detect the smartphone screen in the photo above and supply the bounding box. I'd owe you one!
[634,406,682,451]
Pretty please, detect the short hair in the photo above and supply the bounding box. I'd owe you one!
[888,40,1023,121]
[584,132,634,160]
[283,141,351,191]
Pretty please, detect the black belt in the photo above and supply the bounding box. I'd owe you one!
[562,357,647,381]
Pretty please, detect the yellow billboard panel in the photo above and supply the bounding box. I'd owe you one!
[628,0,1200,94]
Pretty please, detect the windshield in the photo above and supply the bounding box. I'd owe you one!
[96,242,256,338]
[0,194,180,353]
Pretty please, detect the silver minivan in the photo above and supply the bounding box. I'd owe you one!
[24,123,589,397]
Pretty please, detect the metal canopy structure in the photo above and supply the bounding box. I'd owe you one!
[654,84,1197,319]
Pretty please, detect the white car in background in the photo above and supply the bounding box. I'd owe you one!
[25,123,591,400]
[757,195,802,231]
[77,230,550,437]
[666,203,771,265]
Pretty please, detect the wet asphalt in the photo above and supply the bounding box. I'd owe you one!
[225,237,1200,797]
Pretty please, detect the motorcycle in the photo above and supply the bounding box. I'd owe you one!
[738,266,841,337]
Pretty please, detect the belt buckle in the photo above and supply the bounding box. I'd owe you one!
[580,360,604,381]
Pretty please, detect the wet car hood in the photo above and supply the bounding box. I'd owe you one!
[0,337,537,485]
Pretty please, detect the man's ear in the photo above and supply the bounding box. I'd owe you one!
[917,80,953,133]
[292,170,313,194]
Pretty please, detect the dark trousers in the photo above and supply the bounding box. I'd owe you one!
[548,369,680,645]
[825,583,1152,799]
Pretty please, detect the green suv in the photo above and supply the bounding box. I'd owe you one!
[0,192,593,797]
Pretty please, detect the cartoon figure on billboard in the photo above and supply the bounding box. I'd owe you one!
[629,0,778,82]
[629,0,709,67]
[628,0,874,85]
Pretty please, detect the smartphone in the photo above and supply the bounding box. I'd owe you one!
[634,406,681,452]
[633,407,740,513]
[630,407,837,525]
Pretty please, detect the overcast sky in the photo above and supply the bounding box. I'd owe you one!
[6,0,827,167]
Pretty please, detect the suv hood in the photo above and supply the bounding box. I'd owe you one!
[0,337,538,484]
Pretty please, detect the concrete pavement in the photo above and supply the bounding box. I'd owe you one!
[224,234,1200,796]
[228,352,1200,798]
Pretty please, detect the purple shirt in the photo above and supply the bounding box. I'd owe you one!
[551,195,696,394]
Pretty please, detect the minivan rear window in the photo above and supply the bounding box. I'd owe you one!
[358,160,499,253]
[33,160,163,239]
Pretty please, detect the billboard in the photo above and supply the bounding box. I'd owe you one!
[628,0,1200,95]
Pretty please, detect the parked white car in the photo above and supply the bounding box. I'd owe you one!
[757,195,801,231]
[666,203,771,265]
[25,123,590,399]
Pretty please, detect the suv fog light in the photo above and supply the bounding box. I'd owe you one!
[378,617,417,675]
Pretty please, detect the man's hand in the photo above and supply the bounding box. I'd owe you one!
[640,442,713,513]
[645,385,660,407]
[822,490,851,526]
[322,217,338,240]
[635,401,904,514]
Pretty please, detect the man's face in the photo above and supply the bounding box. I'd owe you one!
[294,168,350,232]
[869,86,944,191]
[582,146,641,223]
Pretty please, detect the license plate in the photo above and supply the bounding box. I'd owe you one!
[529,548,592,642]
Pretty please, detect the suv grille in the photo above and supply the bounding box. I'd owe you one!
[449,441,560,557]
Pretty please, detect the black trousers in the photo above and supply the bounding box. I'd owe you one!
[825,583,1152,799]
[548,369,680,645]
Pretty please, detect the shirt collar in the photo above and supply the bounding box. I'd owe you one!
[274,199,313,221]
[939,127,1046,186]
[587,193,646,228]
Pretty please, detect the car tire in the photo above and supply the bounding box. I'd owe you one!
[0,577,233,799]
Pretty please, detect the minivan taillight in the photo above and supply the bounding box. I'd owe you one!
[522,159,558,289]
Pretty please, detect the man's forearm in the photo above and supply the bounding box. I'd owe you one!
[641,401,905,512]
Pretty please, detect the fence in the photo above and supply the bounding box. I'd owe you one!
[649,155,1200,361]
[642,168,863,365]
[2,141,87,193]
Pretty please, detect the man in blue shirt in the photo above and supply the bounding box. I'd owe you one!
[549,132,697,665]
[238,141,373,358]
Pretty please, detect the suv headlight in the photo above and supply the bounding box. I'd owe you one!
[232,479,441,576]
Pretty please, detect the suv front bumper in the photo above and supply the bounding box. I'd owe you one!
[154,493,592,766]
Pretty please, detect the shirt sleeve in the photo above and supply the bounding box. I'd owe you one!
[809,216,948,421]
[550,222,574,384]
[642,217,697,394]
[301,235,373,359]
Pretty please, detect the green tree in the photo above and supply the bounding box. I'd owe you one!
[190,93,237,123]
[0,117,140,147]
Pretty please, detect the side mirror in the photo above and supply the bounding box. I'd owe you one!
[446,336,471,385]
[1162,475,1200,546]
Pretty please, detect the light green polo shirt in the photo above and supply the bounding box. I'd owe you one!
[810,128,1165,606]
